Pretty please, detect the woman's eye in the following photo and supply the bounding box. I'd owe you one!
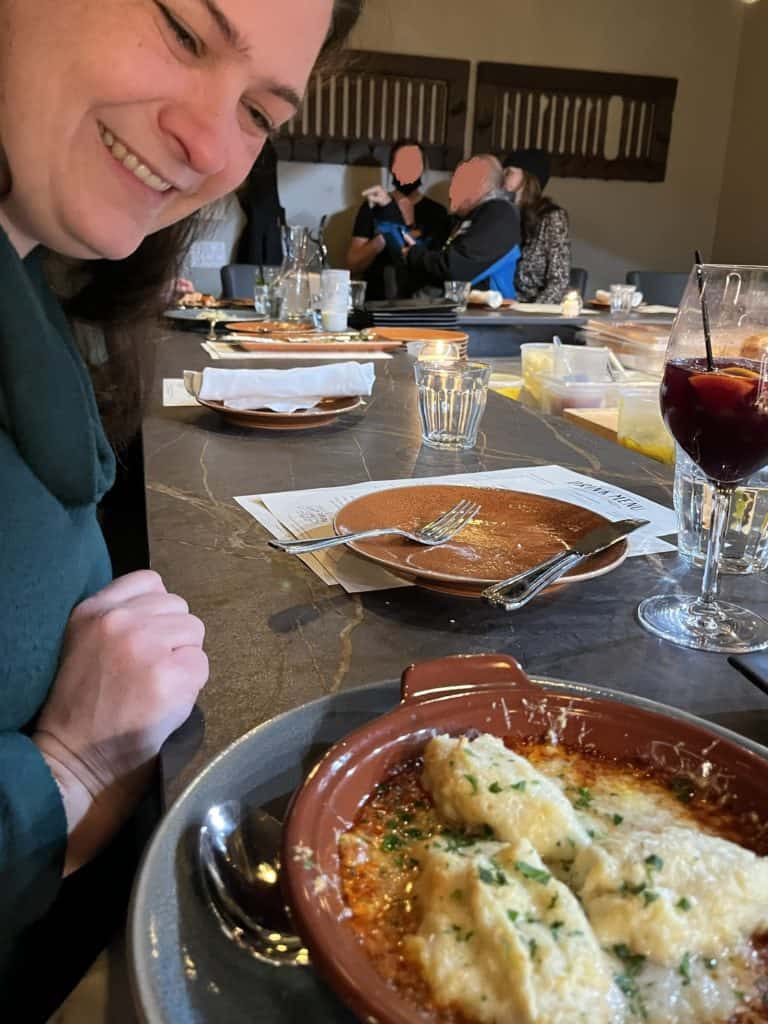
[157,3,201,56]
[244,104,274,135]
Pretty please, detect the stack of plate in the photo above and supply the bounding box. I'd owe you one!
[366,299,458,329]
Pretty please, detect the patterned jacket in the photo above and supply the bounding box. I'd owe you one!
[514,205,571,303]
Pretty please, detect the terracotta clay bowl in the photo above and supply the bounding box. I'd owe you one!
[282,653,768,1024]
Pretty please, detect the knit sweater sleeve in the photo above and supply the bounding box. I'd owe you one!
[0,426,69,969]
[0,734,67,972]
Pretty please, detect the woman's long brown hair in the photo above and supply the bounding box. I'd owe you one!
[517,169,560,247]
[42,0,364,447]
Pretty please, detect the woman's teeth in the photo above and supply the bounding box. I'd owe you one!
[99,126,172,193]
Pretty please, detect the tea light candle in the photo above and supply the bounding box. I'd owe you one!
[416,340,464,362]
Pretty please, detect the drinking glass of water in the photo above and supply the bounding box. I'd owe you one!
[414,360,491,450]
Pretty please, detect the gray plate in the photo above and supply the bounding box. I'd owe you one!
[128,677,768,1024]
[164,308,266,324]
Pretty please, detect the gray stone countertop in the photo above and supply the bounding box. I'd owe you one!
[145,331,768,803]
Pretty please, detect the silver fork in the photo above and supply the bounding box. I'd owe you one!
[268,499,481,554]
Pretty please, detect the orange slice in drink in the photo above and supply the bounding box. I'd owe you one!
[690,369,757,407]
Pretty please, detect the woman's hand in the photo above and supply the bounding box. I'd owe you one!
[33,570,208,874]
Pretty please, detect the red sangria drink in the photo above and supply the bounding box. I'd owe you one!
[661,357,768,484]
[638,262,768,654]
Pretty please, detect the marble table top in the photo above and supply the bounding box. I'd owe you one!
[143,334,768,804]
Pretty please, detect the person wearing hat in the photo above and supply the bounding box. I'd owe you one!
[502,149,571,303]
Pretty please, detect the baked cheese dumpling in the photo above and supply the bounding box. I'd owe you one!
[571,825,768,964]
[406,837,615,1024]
[421,734,589,860]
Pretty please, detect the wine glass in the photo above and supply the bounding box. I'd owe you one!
[196,309,229,341]
[638,263,768,652]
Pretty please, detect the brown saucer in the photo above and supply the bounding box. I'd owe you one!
[333,484,627,596]
[225,319,315,334]
[195,395,363,430]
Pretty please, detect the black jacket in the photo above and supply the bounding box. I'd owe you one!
[404,197,520,291]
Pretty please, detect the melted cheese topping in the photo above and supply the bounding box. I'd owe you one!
[422,734,589,860]
[339,736,768,1024]
[406,837,616,1024]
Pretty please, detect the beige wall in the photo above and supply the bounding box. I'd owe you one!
[281,0,745,292]
[713,1,768,264]
[192,0,745,295]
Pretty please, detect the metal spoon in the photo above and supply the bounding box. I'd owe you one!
[198,800,309,967]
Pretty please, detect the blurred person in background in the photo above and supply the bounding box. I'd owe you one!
[235,138,285,267]
[403,154,520,295]
[502,148,570,303]
[346,139,449,299]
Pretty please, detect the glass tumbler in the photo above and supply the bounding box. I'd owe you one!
[253,284,270,318]
[414,360,491,450]
[674,445,768,574]
[444,280,472,312]
[610,284,638,316]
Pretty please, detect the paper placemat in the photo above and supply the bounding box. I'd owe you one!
[236,465,677,593]
[202,341,393,361]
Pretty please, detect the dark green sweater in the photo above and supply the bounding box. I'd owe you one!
[0,225,115,978]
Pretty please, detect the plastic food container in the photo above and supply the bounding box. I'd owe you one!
[539,375,619,416]
[520,343,554,400]
[489,373,523,400]
[617,385,674,464]
[581,328,668,375]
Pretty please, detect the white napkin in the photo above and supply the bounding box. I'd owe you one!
[469,289,503,309]
[196,362,375,412]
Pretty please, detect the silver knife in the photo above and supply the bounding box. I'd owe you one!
[481,518,649,612]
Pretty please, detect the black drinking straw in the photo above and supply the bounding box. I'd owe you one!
[694,249,715,372]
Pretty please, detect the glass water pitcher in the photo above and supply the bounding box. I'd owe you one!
[278,226,313,321]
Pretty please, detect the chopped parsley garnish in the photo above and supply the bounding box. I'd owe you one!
[528,938,539,960]
[642,890,659,906]
[404,827,423,840]
[550,920,565,938]
[511,780,527,791]
[506,909,519,923]
[575,786,592,808]
[440,829,477,853]
[676,897,692,911]
[620,881,647,896]
[450,888,464,901]
[515,861,551,885]
[547,893,559,910]
[612,813,624,826]
[613,944,648,1020]
[478,864,508,886]
[679,952,692,986]
[488,781,503,794]
[644,854,663,872]
[464,773,479,794]
[613,944,647,975]
[381,833,403,852]
[450,924,474,943]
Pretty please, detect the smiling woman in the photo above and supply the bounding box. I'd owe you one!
[0,0,362,1016]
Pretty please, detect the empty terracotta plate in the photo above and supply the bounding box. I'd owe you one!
[333,484,627,596]
[195,395,363,430]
